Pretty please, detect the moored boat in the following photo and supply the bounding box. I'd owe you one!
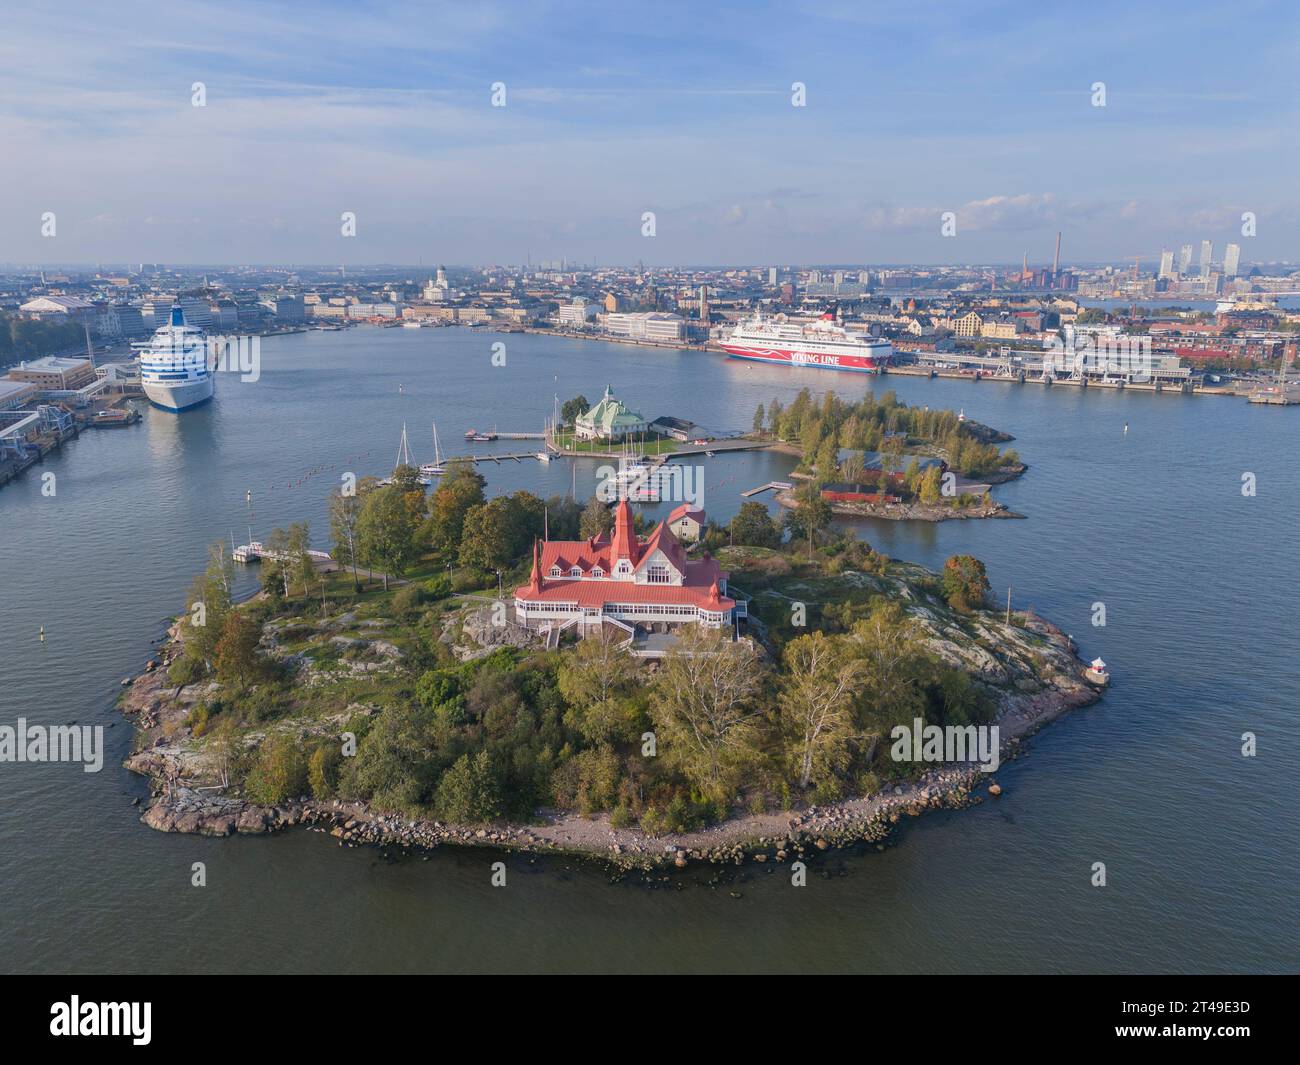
[133,307,215,412]
[721,310,892,373]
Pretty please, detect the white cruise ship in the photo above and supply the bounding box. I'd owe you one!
[133,307,214,411]
[722,312,892,373]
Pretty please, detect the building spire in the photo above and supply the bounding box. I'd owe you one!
[529,538,542,591]
[610,499,637,563]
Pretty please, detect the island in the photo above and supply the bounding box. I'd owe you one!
[755,388,1027,522]
[119,439,1096,872]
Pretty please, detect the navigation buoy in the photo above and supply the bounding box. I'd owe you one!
[39,625,45,642]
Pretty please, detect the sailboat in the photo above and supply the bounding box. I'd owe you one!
[420,421,446,477]
[381,422,433,486]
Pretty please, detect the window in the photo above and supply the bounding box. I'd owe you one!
[570,566,582,577]
[646,564,670,584]
[591,567,604,577]
[549,566,561,577]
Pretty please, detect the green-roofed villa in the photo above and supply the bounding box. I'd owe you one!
[574,384,649,441]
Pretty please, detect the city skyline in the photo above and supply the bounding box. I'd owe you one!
[3,1,1300,265]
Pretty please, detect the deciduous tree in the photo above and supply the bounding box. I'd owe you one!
[778,631,863,789]
[649,625,764,800]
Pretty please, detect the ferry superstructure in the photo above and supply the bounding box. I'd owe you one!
[133,307,214,411]
[721,312,892,373]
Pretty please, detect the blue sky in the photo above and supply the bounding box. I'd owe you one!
[3,0,1298,267]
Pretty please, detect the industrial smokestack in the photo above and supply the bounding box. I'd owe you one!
[1052,231,1061,279]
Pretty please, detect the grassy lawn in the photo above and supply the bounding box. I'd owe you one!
[548,428,680,456]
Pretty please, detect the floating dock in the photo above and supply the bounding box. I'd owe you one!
[233,541,332,565]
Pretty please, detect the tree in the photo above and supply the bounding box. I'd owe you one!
[649,625,764,800]
[779,631,864,789]
[783,485,832,558]
[213,610,264,689]
[434,751,502,823]
[544,495,583,540]
[579,495,613,539]
[286,521,315,597]
[459,496,526,572]
[560,395,590,427]
[848,602,931,736]
[330,478,377,588]
[342,703,438,814]
[841,450,865,485]
[752,403,765,434]
[244,736,308,804]
[767,398,783,436]
[509,490,547,545]
[308,742,343,799]
[425,463,485,557]
[729,501,781,548]
[814,437,840,484]
[356,484,421,589]
[175,542,235,678]
[264,526,293,597]
[557,629,639,744]
[941,554,990,612]
[919,465,942,505]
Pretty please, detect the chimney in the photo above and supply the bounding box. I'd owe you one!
[1052,232,1062,279]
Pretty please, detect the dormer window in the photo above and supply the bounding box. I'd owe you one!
[570,566,582,577]
[591,567,604,577]
[549,566,561,577]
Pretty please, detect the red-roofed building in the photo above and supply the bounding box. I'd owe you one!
[667,502,707,542]
[515,500,735,634]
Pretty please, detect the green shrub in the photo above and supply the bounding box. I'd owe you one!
[244,735,308,804]
[391,583,427,619]
[167,654,204,687]
[434,751,502,823]
[308,741,343,799]
[451,569,486,594]
[186,703,211,738]
[422,574,452,600]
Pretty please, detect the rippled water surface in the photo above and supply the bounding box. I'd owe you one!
[1,327,1296,973]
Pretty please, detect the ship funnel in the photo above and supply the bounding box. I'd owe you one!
[170,305,185,326]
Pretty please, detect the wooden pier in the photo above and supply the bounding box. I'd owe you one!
[445,451,550,465]
[742,480,793,497]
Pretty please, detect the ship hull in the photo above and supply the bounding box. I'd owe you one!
[142,376,214,412]
[721,344,888,373]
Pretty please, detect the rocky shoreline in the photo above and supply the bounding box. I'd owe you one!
[774,488,1026,522]
[119,612,1101,871]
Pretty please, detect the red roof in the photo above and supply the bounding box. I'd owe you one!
[668,502,706,524]
[517,501,732,609]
